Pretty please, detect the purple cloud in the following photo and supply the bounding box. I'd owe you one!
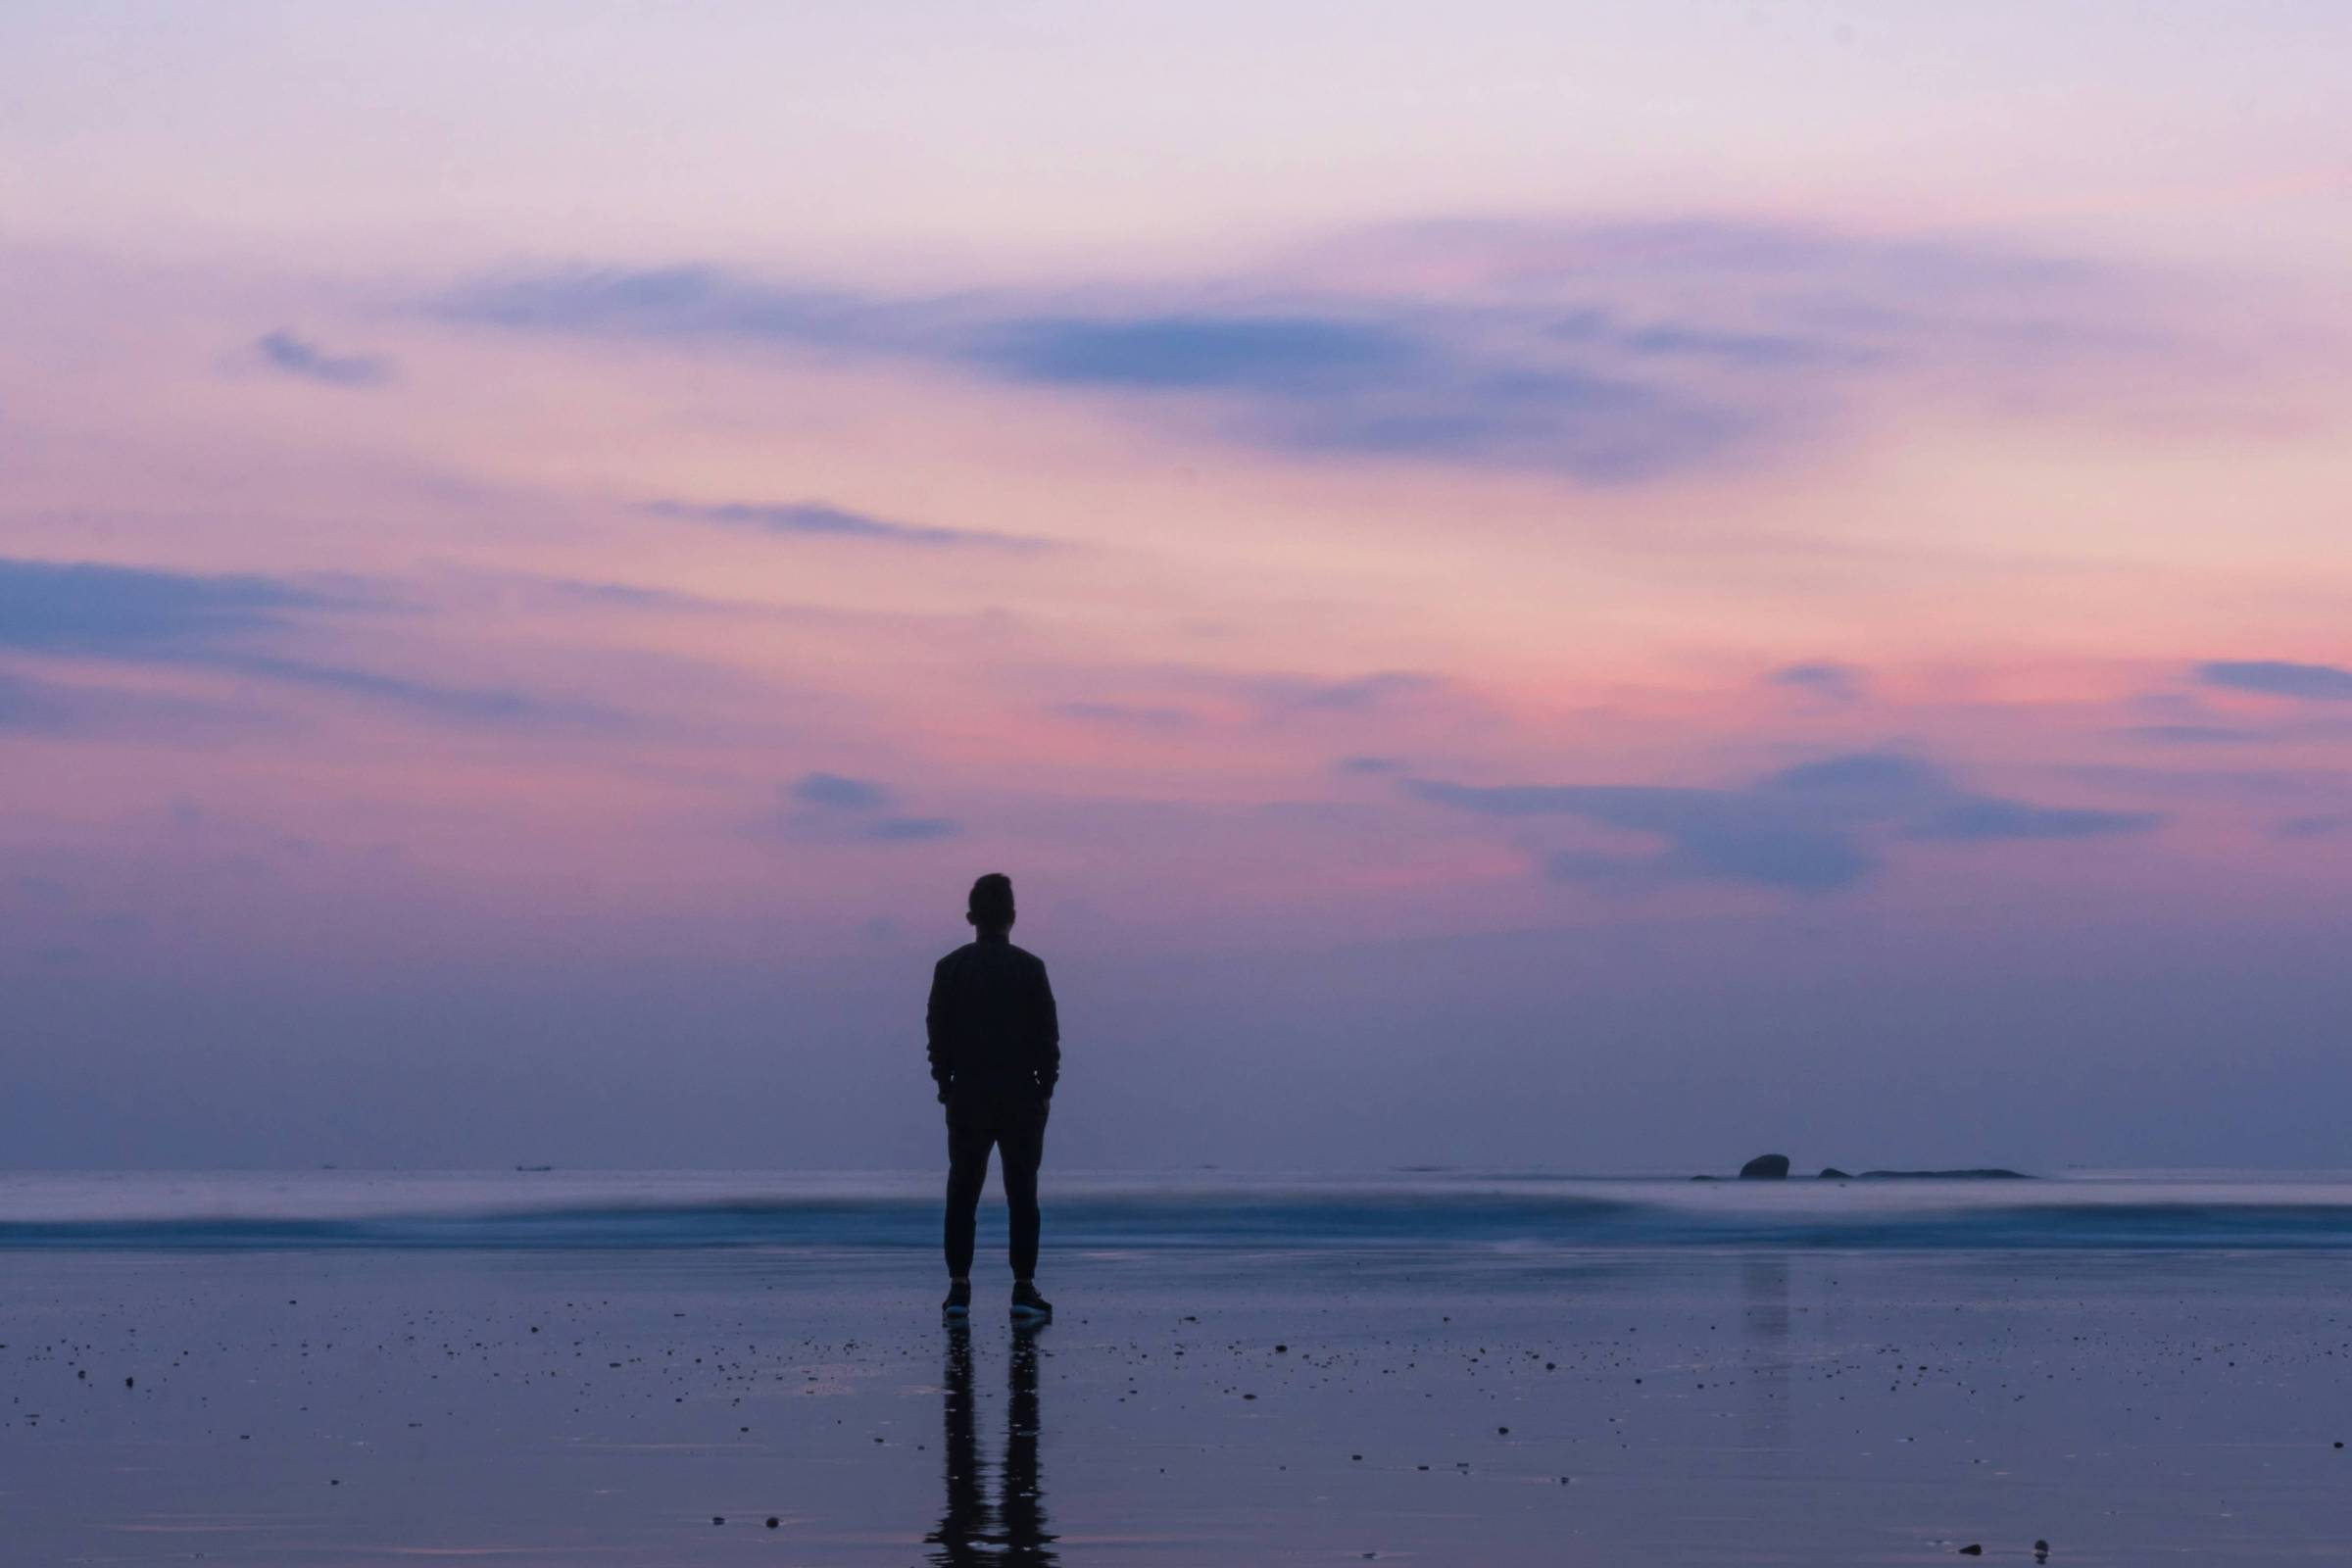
[1767,661,1867,705]
[780,772,962,844]
[1408,751,2161,892]
[444,217,2147,484]
[2198,661,2352,701]
[646,500,1039,551]
[255,331,393,387]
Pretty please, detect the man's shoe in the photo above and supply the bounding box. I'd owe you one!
[942,1280,971,1317]
[1010,1282,1053,1318]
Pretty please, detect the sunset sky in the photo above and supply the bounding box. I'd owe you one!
[5,1,2350,1170]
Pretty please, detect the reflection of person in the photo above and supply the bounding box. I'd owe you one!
[926,1321,1057,1567]
[1002,1323,1051,1561]
[928,873,1059,1319]
[928,1324,987,1567]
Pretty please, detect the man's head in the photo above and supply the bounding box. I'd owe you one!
[966,872,1016,935]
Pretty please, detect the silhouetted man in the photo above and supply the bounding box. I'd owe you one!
[930,872,1059,1318]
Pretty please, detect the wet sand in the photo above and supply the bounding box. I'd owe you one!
[8,1245,2352,1564]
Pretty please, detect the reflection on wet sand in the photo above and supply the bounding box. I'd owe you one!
[928,1321,1056,1566]
[1740,1253,1792,1453]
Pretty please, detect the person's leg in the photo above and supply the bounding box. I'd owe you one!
[943,1121,995,1282]
[998,1105,1048,1284]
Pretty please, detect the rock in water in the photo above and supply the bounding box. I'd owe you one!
[1818,1167,1853,1180]
[1739,1153,1791,1180]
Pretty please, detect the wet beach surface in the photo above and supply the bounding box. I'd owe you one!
[8,1243,2352,1565]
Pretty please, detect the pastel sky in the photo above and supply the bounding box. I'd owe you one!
[5,2,2350,1170]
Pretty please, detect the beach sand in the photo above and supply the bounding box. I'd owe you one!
[8,1239,2352,1564]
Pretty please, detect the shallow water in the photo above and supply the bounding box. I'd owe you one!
[11,1167,2352,1250]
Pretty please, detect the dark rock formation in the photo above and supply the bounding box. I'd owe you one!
[1818,1167,1852,1180]
[1738,1153,1790,1180]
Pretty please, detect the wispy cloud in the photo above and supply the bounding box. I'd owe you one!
[779,771,960,843]
[645,500,1041,551]
[975,314,1422,391]
[1250,671,1442,715]
[0,559,604,729]
[2063,763,2351,804]
[255,330,393,388]
[214,655,611,727]
[0,558,318,655]
[1767,661,1867,705]
[2198,660,2352,701]
[1901,796,2162,843]
[1407,750,2161,893]
[443,217,2150,484]
[788,772,892,810]
[0,668,270,739]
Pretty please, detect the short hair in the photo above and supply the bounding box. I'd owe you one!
[967,872,1016,927]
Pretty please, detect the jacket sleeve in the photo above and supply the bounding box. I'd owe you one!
[926,956,955,1097]
[1033,959,1061,1100]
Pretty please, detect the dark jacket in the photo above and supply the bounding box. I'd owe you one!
[927,934,1060,1116]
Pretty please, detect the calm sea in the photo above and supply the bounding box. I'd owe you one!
[7,1168,2352,1251]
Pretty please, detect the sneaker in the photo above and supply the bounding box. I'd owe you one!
[1010,1282,1053,1318]
[942,1280,971,1317]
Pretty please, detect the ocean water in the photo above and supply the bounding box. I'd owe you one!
[8,1166,2352,1251]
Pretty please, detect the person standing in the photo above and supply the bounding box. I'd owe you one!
[929,873,1059,1318]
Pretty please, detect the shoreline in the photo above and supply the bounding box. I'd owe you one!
[7,1242,2352,1563]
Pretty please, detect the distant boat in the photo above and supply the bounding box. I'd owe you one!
[514,1164,555,1173]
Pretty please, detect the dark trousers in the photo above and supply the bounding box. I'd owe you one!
[945,1103,1048,1281]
